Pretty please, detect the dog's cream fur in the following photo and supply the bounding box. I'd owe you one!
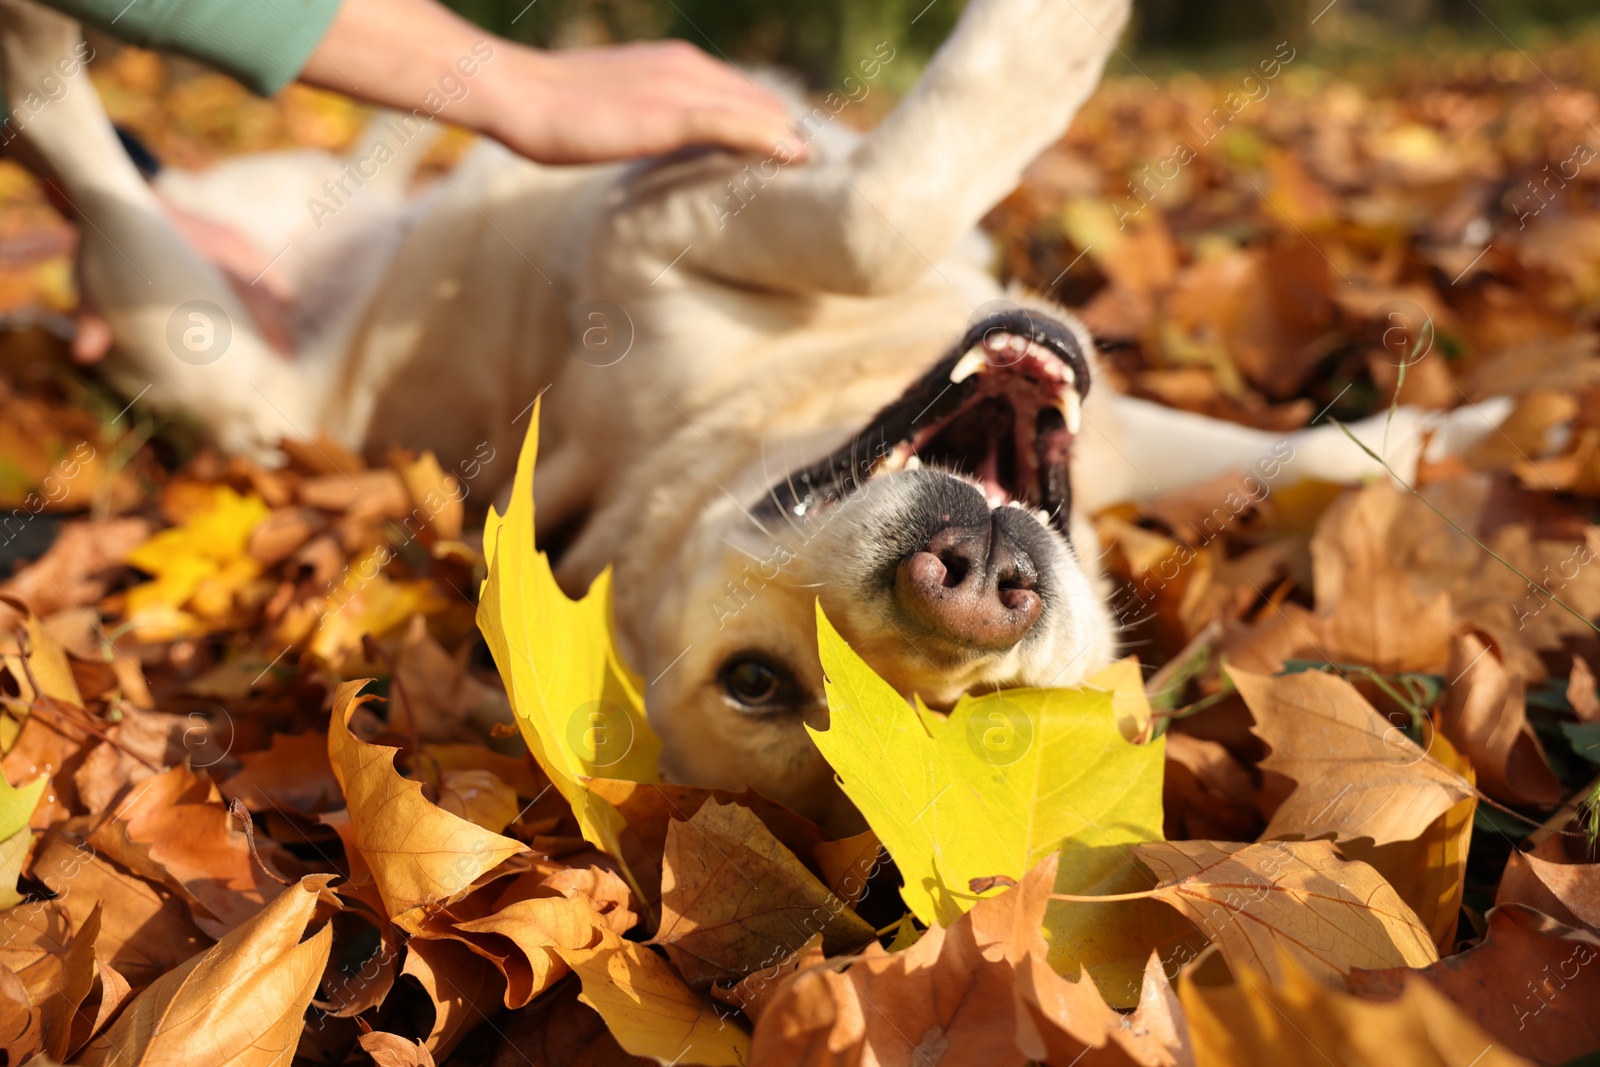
[0,0,1504,830]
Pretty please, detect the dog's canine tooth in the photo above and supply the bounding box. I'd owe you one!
[904,454,922,470]
[950,349,987,384]
[1056,389,1082,434]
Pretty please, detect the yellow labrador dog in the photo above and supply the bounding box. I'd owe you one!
[0,0,1497,829]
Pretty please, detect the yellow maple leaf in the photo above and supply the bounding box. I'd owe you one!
[475,402,661,879]
[808,604,1166,931]
[123,485,269,640]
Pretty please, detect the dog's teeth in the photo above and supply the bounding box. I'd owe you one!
[1056,390,1082,435]
[1061,365,1076,387]
[950,350,987,384]
[1035,508,1051,525]
[904,454,921,470]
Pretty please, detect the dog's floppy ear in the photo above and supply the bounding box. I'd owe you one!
[638,0,1130,298]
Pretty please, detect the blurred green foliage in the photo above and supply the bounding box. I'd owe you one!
[444,0,1598,88]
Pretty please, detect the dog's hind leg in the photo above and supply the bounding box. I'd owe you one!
[1075,394,1514,510]
[635,0,1132,297]
[0,0,324,460]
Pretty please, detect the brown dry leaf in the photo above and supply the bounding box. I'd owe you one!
[392,615,499,742]
[1337,730,1477,952]
[752,854,1184,1067]
[25,831,209,989]
[359,1031,438,1067]
[439,863,635,1010]
[1182,949,1535,1067]
[220,731,343,815]
[556,905,752,1066]
[1308,486,1454,673]
[326,680,526,919]
[582,778,828,906]
[1233,667,1475,845]
[35,901,99,1061]
[1349,905,1600,1066]
[1440,633,1562,806]
[1495,846,1600,932]
[77,874,335,1067]
[395,451,465,542]
[1162,731,1262,842]
[400,936,506,1058]
[84,764,292,938]
[813,830,881,907]
[655,800,875,988]
[436,768,519,833]
[0,518,148,622]
[1133,839,1439,984]
[1568,656,1600,723]
[0,608,82,708]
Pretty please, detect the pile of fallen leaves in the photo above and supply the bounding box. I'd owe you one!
[0,31,1598,1067]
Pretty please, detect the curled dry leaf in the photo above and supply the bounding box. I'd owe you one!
[1349,905,1600,1066]
[326,680,527,920]
[1232,666,1476,845]
[1133,839,1439,985]
[1495,845,1600,933]
[400,937,506,1058]
[655,800,875,988]
[1181,949,1535,1067]
[83,764,292,939]
[554,898,752,1067]
[77,874,335,1067]
[359,1031,438,1067]
[1440,633,1563,806]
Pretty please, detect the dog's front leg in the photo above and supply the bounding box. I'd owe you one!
[0,0,324,461]
[632,0,1130,297]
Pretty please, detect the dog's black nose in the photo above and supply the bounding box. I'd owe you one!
[894,515,1042,651]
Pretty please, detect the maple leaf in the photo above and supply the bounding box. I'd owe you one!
[655,800,875,987]
[475,402,662,886]
[1232,666,1476,846]
[326,680,527,920]
[810,604,1165,929]
[1134,839,1439,984]
[122,484,270,640]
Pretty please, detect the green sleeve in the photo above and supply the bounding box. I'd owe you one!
[47,0,345,96]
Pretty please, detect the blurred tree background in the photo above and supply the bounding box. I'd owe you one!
[443,0,1597,89]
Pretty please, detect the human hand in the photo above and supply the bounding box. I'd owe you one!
[481,40,804,165]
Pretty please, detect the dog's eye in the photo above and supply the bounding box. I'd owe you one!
[719,655,788,709]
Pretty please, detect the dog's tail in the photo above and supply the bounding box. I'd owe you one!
[0,0,319,459]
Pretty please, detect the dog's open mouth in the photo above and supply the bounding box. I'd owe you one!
[758,311,1090,535]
